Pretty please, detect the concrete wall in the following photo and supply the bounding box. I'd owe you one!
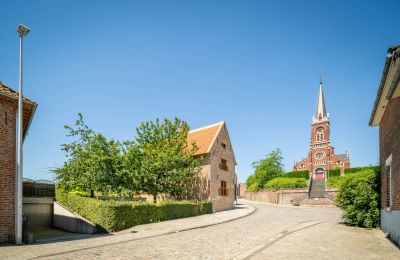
[22,197,54,228]
[381,210,400,245]
[53,202,96,234]
[245,189,309,205]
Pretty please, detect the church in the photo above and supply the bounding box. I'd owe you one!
[294,79,350,179]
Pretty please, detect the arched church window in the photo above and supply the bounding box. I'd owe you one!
[316,127,324,141]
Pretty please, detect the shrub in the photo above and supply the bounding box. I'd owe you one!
[335,169,380,228]
[282,170,309,180]
[264,177,307,190]
[247,182,261,192]
[56,192,212,232]
[326,176,345,188]
[327,169,341,178]
[345,166,379,175]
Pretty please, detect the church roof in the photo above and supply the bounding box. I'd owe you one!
[312,80,329,124]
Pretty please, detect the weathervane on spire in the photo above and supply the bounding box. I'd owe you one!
[319,69,323,84]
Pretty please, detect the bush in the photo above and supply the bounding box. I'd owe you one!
[335,169,380,228]
[345,166,379,175]
[264,177,307,190]
[56,192,213,232]
[247,182,261,192]
[282,170,309,180]
[327,169,341,177]
[326,176,345,188]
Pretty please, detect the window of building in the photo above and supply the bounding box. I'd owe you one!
[316,127,324,142]
[219,181,228,196]
[386,154,393,211]
[221,142,226,149]
[219,158,228,171]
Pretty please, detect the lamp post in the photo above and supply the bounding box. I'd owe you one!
[15,24,29,245]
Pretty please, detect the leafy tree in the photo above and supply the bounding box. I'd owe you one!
[132,118,201,203]
[246,148,284,191]
[53,114,124,197]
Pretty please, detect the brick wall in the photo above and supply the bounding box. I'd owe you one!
[380,96,400,210]
[0,97,17,243]
[245,189,309,205]
[208,125,236,212]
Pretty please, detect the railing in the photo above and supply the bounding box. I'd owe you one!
[23,178,55,198]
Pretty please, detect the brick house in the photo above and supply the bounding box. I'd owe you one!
[370,44,400,245]
[294,80,350,179]
[186,121,237,212]
[0,82,37,244]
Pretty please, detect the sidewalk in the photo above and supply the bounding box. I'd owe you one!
[0,203,255,260]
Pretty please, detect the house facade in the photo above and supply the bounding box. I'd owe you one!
[186,121,236,212]
[0,82,36,244]
[294,80,350,178]
[370,44,400,245]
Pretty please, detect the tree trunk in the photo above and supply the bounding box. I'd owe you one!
[90,189,94,198]
[153,193,157,204]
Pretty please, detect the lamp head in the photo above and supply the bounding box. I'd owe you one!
[17,24,30,37]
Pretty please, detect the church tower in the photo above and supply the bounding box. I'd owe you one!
[294,79,350,179]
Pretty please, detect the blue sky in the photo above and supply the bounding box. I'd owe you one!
[1,1,398,182]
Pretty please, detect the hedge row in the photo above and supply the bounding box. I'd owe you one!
[327,169,341,177]
[345,166,380,175]
[326,176,345,188]
[56,192,212,232]
[281,170,309,180]
[264,177,307,190]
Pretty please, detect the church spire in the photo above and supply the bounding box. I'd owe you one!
[312,79,329,124]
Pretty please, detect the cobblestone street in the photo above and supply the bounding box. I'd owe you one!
[1,201,399,259]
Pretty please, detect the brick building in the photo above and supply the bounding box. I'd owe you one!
[370,44,400,245]
[294,80,350,179]
[0,82,37,244]
[186,121,237,212]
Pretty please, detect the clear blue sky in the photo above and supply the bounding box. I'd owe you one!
[1,1,398,182]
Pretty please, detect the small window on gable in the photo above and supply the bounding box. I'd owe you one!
[219,158,228,171]
[221,142,226,149]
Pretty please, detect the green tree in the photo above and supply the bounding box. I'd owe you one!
[246,148,284,191]
[53,114,124,197]
[132,118,201,203]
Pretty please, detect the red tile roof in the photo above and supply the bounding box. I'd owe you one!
[186,122,224,155]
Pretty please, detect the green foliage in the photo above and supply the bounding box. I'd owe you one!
[56,192,212,232]
[335,169,380,228]
[264,177,307,190]
[282,170,309,180]
[53,113,124,197]
[345,166,380,175]
[54,115,201,202]
[326,176,345,189]
[246,149,284,191]
[327,169,341,178]
[131,118,201,202]
[247,182,261,192]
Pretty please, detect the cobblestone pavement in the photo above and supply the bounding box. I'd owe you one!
[1,200,399,259]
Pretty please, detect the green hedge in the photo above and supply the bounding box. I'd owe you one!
[335,169,380,228]
[345,166,379,175]
[282,170,309,180]
[327,169,341,177]
[326,176,345,188]
[56,192,212,232]
[264,177,307,190]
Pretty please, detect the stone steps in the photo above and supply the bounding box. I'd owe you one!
[309,179,326,199]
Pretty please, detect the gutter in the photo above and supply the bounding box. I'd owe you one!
[369,54,392,126]
[23,101,38,142]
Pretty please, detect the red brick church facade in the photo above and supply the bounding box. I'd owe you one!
[293,80,350,178]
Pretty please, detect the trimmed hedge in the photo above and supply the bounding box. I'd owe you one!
[335,169,380,228]
[345,166,379,175]
[264,177,307,190]
[326,176,345,188]
[56,192,212,232]
[327,169,341,178]
[282,170,309,180]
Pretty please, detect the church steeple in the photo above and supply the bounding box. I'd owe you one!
[312,79,329,124]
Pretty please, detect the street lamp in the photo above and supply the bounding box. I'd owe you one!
[15,23,30,245]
